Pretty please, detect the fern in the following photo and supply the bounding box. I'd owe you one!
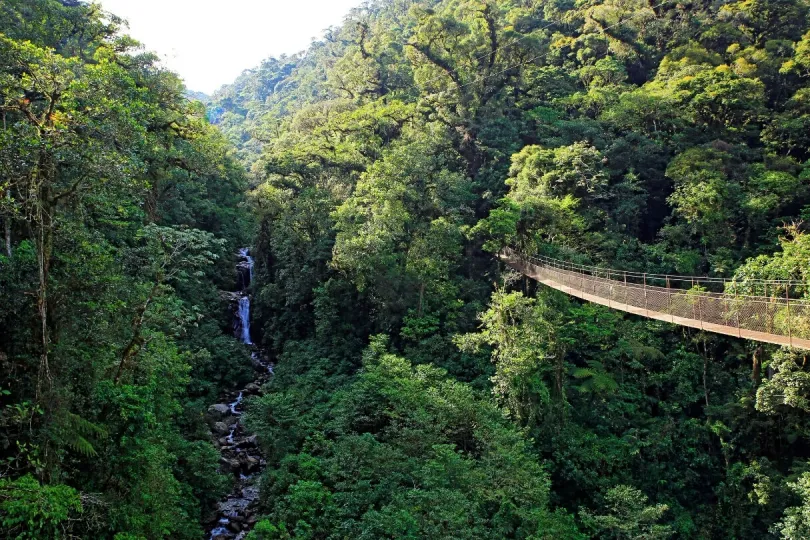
[57,412,107,457]
[618,338,665,369]
[625,339,665,361]
[67,435,97,457]
[573,361,619,394]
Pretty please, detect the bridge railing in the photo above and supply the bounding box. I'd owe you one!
[506,250,810,348]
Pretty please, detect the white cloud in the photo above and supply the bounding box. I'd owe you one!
[95,0,361,93]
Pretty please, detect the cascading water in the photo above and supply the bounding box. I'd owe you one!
[239,248,254,285]
[209,519,232,540]
[234,248,253,345]
[252,351,274,375]
[207,248,272,540]
[237,297,252,345]
[229,392,243,415]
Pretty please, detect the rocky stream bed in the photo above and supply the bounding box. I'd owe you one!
[205,248,271,540]
[205,352,273,539]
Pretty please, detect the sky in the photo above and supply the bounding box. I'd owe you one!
[96,0,362,94]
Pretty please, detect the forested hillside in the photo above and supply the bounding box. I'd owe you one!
[0,1,253,537]
[7,0,810,538]
[213,0,810,538]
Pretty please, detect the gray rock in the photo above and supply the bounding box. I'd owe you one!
[219,457,241,473]
[213,421,230,435]
[237,435,257,448]
[245,456,260,473]
[209,403,230,416]
[244,383,261,394]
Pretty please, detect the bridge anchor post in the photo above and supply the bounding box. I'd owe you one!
[667,276,673,323]
[787,286,793,348]
[643,273,648,317]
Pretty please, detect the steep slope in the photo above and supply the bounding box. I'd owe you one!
[226,0,810,538]
[0,1,254,537]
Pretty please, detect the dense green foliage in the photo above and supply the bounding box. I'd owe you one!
[209,0,810,537]
[0,1,251,537]
[9,0,810,537]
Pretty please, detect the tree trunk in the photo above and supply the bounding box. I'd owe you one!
[2,113,8,258]
[752,345,762,388]
[3,209,10,257]
[35,209,52,399]
[34,155,55,401]
[115,281,161,384]
[702,339,710,408]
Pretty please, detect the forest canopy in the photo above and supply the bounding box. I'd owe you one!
[6,0,810,538]
[0,0,251,537]
[217,0,810,537]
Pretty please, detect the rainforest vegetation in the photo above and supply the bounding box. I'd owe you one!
[0,1,252,537]
[6,0,810,538]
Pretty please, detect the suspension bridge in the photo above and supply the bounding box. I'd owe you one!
[499,248,810,350]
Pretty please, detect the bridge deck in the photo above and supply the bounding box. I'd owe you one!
[500,250,810,350]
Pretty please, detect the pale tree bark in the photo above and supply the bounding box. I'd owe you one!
[6,99,59,401]
[34,158,55,400]
[752,345,763,387]
[3,191,10,257]
[2,112,9,258]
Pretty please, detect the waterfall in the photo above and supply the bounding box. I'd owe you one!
[229,391,244,415]
[209,246,265,540]
[238,247,254,287]
[238,296,252,345]
[234,248,253,346]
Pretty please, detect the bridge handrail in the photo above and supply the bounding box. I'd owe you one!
[507,250,810,306]
[522,252,805,285]
[501,248,810,349]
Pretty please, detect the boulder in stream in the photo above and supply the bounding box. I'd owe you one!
[209,403,230,416]
[237,435,257,448]
[213,421,230,435]
[219,457,241,473]
[245,456,260,473]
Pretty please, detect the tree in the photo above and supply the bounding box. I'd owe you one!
[0,2,248,536]
[0,474,82,539]
[579,485,673,540]
[508,143,609,203]
[666,146,741,250]
[456,289,564,424]
[772,472,810,539]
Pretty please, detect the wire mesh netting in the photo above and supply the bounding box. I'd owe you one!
[502,249,810,349]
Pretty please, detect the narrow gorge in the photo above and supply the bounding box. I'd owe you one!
[8,1,810,537]
[207,249,271,540]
